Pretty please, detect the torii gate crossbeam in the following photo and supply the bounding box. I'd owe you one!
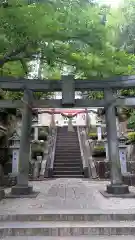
[1,75,135,91]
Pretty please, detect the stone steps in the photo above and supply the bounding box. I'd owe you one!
[56,138,78,141]
[1,212,135,221]
[53,162,82,165]
[1,221,135,237]
[56,147,80,149]
[1,236,135,240]
[53,171,83,175]
[55,150,81,152]
[53,167,82,171]
[55,156,81,159]
[54,162,82,165]
[53,126,83,178]
[1,212,135,237]
[54,155,82,158]
[53,175,84,178]
[54,152,81,155]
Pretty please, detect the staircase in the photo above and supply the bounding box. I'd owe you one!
[1,212,135,239]
[53,126,84,178]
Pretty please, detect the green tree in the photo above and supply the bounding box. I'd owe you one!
[1,0,135,100]
[0,0,105,75]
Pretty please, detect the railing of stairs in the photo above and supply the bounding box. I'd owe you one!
[77,126,97,179]
[44,127,57,178]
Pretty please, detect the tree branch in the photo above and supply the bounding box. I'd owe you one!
[0,44,29,68]
[19,59,28,75]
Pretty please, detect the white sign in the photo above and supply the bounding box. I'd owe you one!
[12,150,19,174]
[97,126,102,141]
[119,148,127,174]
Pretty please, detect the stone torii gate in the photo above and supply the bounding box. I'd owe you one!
[1,75,135,198]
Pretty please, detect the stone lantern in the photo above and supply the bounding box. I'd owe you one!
[9,131,20,175]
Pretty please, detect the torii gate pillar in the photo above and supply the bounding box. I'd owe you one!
[103,89,129,196]
[10,90,37,197]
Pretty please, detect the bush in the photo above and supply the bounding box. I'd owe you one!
[88,132,105,139]
[88,132,97,139]
[88,132,96,136]
[92,144,106,157]
[127,113,135,130]
[127,132,135,143]
[93,145,105,152]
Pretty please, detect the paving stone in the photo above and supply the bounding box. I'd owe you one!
[1,237,135,240]
[1,179,135,238]
[1,179,135,214]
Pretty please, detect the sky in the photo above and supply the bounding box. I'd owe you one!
[99,0,122,7]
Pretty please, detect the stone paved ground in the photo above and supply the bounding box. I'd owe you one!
[1,237,135,240]
[1,179,135,214]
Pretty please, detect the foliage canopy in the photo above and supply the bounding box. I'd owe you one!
[0,0,135,102]
[1,0,135,79]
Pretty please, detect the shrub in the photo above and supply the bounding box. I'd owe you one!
[127,132,135,142]
[93,145,105,152]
